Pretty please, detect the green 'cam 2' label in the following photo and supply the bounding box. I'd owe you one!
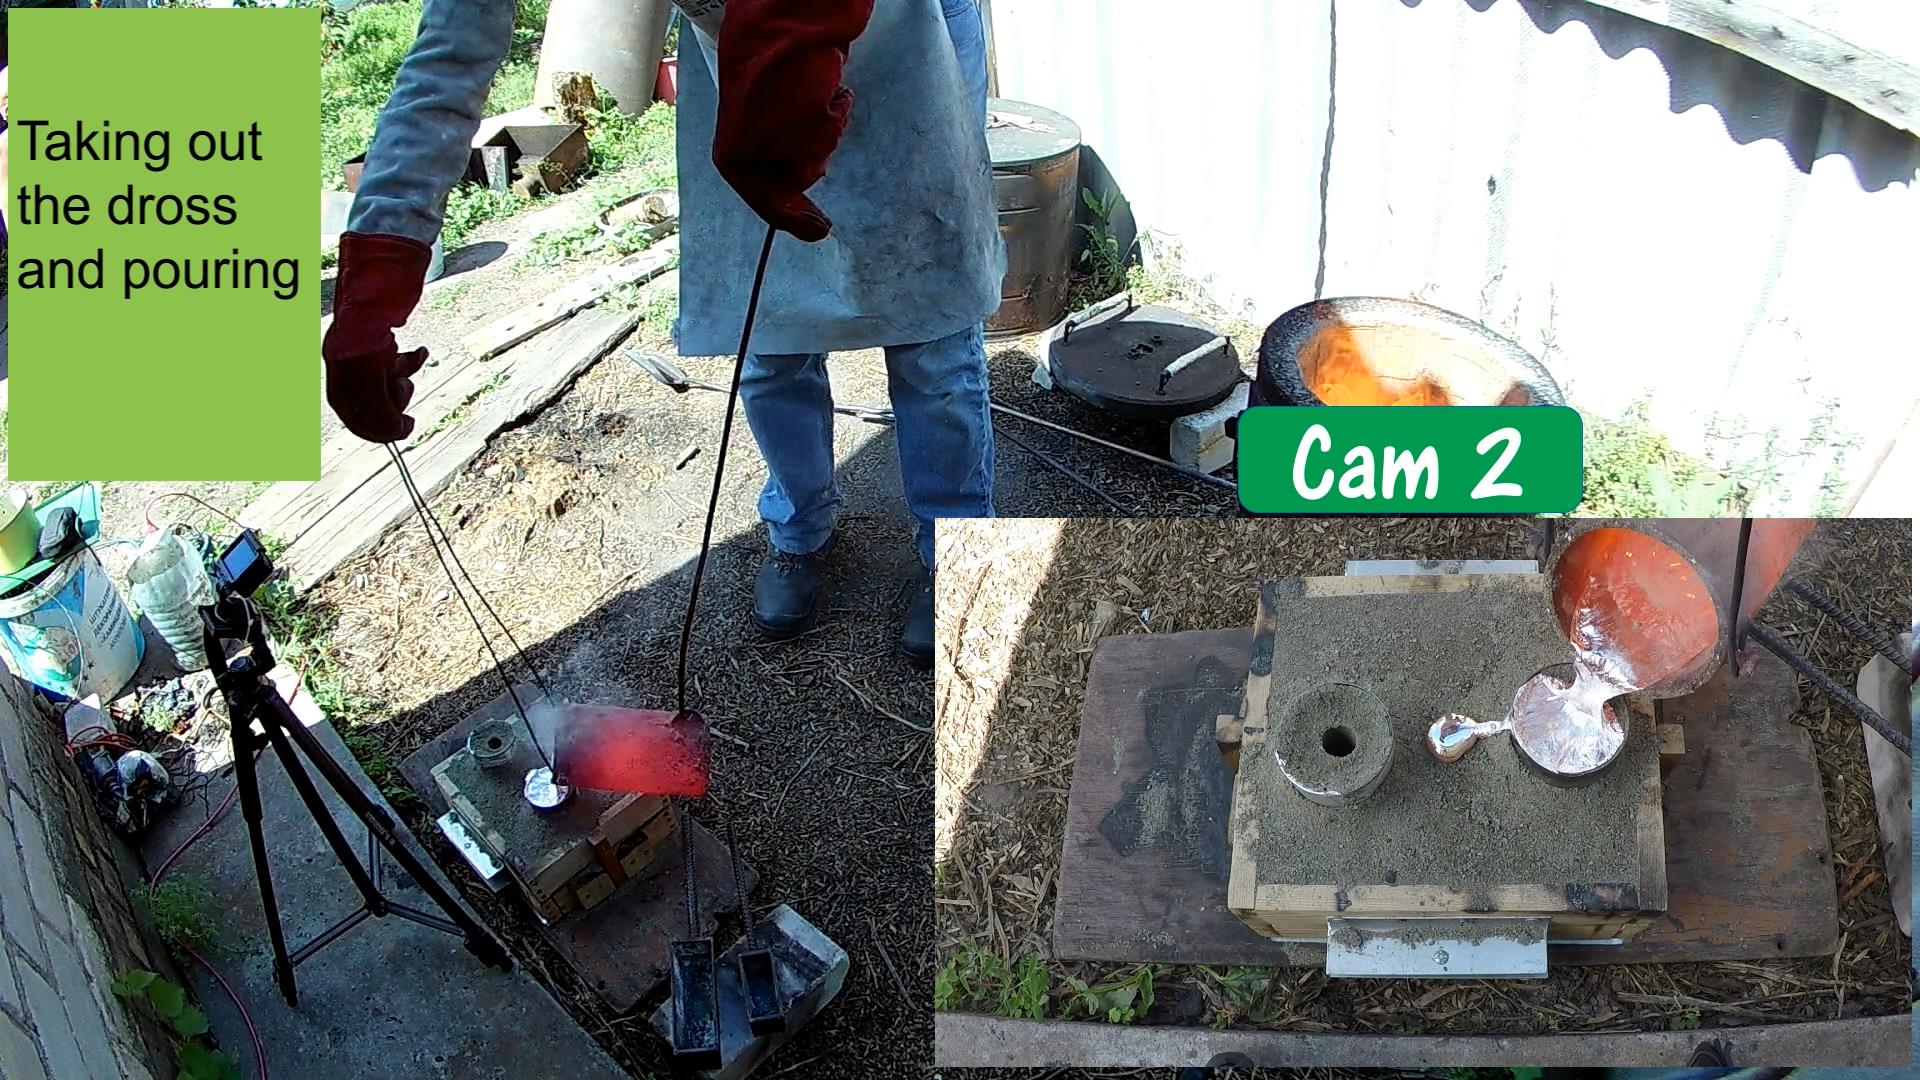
[1236,406,1584,513]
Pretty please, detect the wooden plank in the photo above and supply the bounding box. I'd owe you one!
[463,235,678,362]
[279,306,640,590]
[243,350,507,543]
[1583,0,1920,135]
[1054,630,1837,966]
[253,266,681,551]
[1056,631,1277,966]
[1854,652,1912,936]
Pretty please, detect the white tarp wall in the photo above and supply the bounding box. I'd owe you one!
[989,0,1920,513]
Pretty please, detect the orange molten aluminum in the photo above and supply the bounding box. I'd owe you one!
[1429,519,1814,782]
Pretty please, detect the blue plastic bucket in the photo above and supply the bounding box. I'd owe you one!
[0,546,145,702]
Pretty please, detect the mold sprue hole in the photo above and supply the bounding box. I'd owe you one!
[486,735,505,750]
[1322,726,1356,758]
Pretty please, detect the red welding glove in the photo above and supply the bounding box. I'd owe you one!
[324,233,433,443]
[713,0,876,242]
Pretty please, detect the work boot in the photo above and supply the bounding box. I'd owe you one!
[752,548,826,639]
[901,565,934,669]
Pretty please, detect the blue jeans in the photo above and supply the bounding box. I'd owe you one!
[739,0,993,570]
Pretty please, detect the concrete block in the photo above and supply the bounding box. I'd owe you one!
[7,792,71,946]
[650,905,849,1080]
[0,1012,48,1080]
[16,960,85,1080]
[1169,381,1248,474]
[0,822,47,970]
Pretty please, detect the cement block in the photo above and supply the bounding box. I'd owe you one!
[15,960,85,1080]
[649,905,849,1080]
[0,1012,48,1080]
[1168,381,1248,474]
[7,792,70,946]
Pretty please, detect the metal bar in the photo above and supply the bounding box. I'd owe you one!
[1784,577,1909,670]
[1157,334,1228,393]
[1746,621,1911,755]
[1325,917,1549,979]
[290,907,374,966]
[1727,518,1753,677]
[992,422,1129,512]
[989,402,1240,492]
[383,900,463,937]
[1060,291,1132,340]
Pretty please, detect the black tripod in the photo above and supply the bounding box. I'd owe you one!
[201,591,512,1006]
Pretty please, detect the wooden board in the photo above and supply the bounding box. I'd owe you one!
[270,305,639,590]
[462,236,677,361]
[1053,629,1838,966]
[250,256,677,590]
[401,685,756,1010]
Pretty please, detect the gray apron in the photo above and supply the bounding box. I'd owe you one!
[673,0,1005,356]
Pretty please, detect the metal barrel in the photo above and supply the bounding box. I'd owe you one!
[985,98,1083,336]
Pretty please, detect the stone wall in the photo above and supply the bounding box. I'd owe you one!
[0,673,179,1080]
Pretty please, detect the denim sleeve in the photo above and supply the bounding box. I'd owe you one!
[346,0,515,243]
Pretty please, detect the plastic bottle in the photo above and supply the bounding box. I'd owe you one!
[126,528,218,672]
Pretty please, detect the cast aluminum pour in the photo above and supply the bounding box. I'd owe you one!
[1426,601,1642,778]
[523,766,571,810]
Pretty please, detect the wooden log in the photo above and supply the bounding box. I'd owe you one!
[462,234,678,363]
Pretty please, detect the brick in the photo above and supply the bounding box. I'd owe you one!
[0,824,47,970]
[1168,381,1248,474]
[7,792,71,946]
[0,712,33,792]
[0,935,19,1017]
[44,919,124,1080]
[15,961,86,1080]
[0,1012,48,1080]
[112,1037,159,1080]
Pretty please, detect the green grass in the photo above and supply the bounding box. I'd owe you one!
[1581,400,1735,517]
[322,1,551,189]
[322,1,679,253]
[934,944,1049,1019]
[138,875,224,958]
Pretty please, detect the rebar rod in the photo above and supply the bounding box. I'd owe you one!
[1746,621,1910,755]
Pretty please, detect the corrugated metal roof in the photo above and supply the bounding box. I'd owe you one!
[990,0,1920,512]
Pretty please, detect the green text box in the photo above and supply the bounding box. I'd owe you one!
[10,10,321,480]
[1237,406,1584,513]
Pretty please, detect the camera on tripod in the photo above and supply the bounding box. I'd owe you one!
[196,526,512,1007]
[211,528,273,600]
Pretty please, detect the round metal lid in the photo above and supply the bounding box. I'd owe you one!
[987,98,1082,166]
[1047,302,1242,419]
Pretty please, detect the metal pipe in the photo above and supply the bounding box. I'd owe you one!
[992,422,1129,512]
[1157,335,1228,394]
[989,402,1240,492]
[1784,577,1910,670]
[1746,621,1910,755]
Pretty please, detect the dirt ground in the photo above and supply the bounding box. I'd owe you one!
[933,516,1912,1047]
